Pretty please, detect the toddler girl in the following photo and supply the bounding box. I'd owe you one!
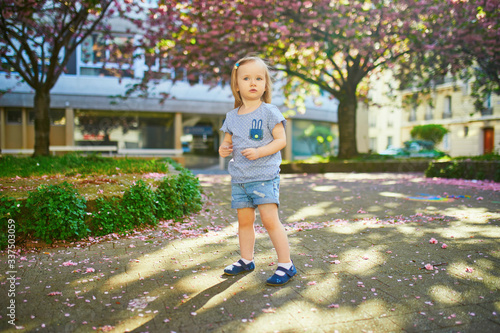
[219,56,296,286]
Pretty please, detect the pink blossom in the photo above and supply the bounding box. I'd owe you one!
[441,243,448,249]
[47,292,63,296]
[429,238,438,244]
[465,267,474,273]
[425,264,434,270]
[62,261,77,266]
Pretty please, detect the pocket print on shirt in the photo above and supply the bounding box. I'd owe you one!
[250,119,263,141]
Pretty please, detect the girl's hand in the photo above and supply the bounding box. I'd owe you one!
[241,148,260,160]
[219,145,233,157]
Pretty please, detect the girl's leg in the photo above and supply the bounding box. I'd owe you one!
[258,203,291,263]
[237,207,256,261]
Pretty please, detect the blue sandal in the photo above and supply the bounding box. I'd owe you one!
[223,259,255,276]
[266,263,297,286]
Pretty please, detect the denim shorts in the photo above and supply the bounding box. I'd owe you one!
[231,176,280,209]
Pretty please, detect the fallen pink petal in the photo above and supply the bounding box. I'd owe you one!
[262,307,276,313]
[47,292,63,296]
[62,261,78,266]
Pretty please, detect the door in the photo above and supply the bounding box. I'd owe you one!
[483,128,494,154]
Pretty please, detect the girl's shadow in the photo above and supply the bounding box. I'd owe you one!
[179,273,248,312]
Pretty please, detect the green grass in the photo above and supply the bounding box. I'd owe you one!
[0,153,182,178]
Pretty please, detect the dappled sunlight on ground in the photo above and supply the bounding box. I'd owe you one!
[1,172,499,332]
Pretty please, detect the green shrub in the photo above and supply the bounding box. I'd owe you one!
[120,179,157,228]
[155,176,184,220]
[155,170,203,220]
[426,160,500,181]
[1,162,204,245]
[177,170,203,215]
[0,195,21,249]
[410,124,449,144]
[90,196,122,236]
[24,182,88,243]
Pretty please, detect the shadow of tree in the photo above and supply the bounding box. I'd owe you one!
[3,173,499,332]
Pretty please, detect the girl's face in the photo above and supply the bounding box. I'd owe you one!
[236,61,267,103]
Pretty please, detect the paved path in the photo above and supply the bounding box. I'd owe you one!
[1,172,499,332]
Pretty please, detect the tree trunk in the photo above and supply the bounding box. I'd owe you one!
[33,88,51,157]
[337,85,358,159]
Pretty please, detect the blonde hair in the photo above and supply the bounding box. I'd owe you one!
[230,56,273,108]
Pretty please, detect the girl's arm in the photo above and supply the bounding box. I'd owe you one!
[242,122,286,160]
[219,132,233,157]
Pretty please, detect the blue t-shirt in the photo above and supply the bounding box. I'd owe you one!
[220,103,286,184]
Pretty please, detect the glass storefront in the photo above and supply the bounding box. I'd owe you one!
[291,119,337,159]
[74,111,174,148]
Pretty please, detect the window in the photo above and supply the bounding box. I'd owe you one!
[24,109,65,125]
[50,109,66,125]
[144,53,174,80]
[481,93,493,116]
[6,108,22,124]
[387,136,393,148]
[368,110,377,128]
[464,126,469,137]
[79,34,134,78]
[443,96,452,118]
[28,110,36,124]
[409,105,417,121]
[387,111,394,128]
[81,34,106,64]
[442,133,450,150]
[369,138,376,152]
[425,105,433,120]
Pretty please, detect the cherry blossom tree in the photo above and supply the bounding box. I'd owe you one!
[151,0,433,158]
[1,1,113,156]
[0,0,183,156]
[448,0,499,90]
[396,0,499,112]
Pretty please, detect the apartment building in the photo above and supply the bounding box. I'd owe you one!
[401,78,499,157]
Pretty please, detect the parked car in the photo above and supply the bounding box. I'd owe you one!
[379,140,447,158]
[379,146,409,157]
[404,140,447,158]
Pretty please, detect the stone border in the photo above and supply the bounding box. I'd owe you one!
[280,160,432,174]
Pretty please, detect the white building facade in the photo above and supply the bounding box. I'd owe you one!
[401,77,500,157]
